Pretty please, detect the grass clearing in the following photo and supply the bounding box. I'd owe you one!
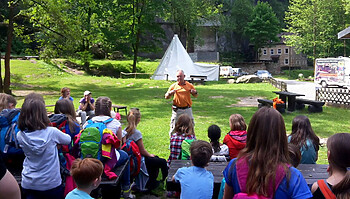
[4,59,350,165]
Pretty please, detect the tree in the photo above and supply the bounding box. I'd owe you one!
[245,1,280,60]
[284,0,349,61]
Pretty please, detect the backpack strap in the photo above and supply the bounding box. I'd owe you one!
[102,118,114,124]
[317,180,336,199]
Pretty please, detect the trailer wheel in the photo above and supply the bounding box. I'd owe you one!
[321,81,328,88]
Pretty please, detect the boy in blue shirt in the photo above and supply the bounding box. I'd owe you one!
[65,158,103,199]
[172,140,214,199]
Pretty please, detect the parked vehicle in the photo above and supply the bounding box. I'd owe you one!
[220,66,234,76]
[255,70,272,79]
[314,57,350,88]
[232,68,249,76]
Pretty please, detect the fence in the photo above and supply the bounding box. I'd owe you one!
[316,87,350,108]
[120,72,153,79]
[268,78,287,91]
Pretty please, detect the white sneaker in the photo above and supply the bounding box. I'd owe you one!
[122,189,136,199]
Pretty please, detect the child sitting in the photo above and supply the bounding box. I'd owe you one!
[168,114,196,166]
[207,124,229,162]
[172,140,214,199]
[223,114,247,159]
[288,115,320,164]
[311,133,350,198]
[65,158,103,199]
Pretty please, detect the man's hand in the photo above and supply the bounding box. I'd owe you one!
[190,89,197,95]
[165,89,176,99]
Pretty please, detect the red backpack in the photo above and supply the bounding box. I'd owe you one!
[233,158,288,199]
[317,180,336,199]
[122,140,141,177]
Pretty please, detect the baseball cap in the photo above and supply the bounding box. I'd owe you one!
[84,90,91,96]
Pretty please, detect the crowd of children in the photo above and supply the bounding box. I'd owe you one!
[0,88,349,199]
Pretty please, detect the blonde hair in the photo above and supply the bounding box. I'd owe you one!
[125,108,141,137]
[229,114,247,131]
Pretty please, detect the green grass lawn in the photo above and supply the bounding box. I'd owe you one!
[4,59,350,165]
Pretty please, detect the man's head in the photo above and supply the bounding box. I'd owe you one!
[176,70,185,84]
[190,140,213,168]
[84,90,92,98]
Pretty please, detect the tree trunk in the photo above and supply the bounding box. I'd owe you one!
[4,4,15,94]
[0,51,3,92]
[132,17,142,73]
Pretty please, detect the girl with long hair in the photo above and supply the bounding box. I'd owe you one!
[223,107,312,198]
[124,108,168,191]
[59,87,73,101]
[167,114,196,165]
[17,95,71,199]
[311,133,350,199]
[54,99,80,139]
[223,114,247,160]
[288,115,320,164]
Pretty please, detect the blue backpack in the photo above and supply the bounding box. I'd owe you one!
[0,109,23,155]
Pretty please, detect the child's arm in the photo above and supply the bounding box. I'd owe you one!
[171,175,175,182]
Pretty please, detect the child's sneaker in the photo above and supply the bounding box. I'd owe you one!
[121,188,135,199]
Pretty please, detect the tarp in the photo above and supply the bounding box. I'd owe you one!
[151,34,219,81]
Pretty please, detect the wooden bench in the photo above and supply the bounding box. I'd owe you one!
[167,160,328,198]
[295,98,325,113]
[257,99,286,113]
[189,75,207,85]
[112,105,127,116]
[7,157,129,199]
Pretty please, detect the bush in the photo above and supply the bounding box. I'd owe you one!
[283,69,314,80]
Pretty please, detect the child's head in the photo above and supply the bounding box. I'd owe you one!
[240,107,289,195]
[0,93,16,111]
[18,98,50,131]
[190,140,213,168]
[95,97,112,117]
[229,114,247,131]
[291,115,319,151]
[126,108,141,135]
[60,87,70,97]
[70,158,104,190]
[208,124,221,153]
[24,93,45,104]
[327,133,350,197]
[54,99,76,117]
[288,143,301,167]
[174,114,194,136]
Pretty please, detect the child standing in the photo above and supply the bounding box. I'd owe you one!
[17,96,71,199]
[288,115,320,164]
[208,124,229,162]
[172,140,214,199]
[54,99,80,139]
[65,158,103,199]
[223,114,247,160]
[168,114,196,166]
[311,133,350,198]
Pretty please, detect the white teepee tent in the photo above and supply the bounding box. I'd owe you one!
[151,34,219,81]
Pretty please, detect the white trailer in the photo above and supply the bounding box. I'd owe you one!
[314,57,350,88]
[220,66,233,76]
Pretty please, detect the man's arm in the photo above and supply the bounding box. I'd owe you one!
[89,99,95,110]
[190,88,198,97]
[165,89,176,99]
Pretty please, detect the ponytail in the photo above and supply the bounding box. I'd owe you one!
[125,108,141,138]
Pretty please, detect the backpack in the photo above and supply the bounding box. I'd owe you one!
[181,139,195,160]
[317,179,336,199]
[49,114,71,152]
[75,118,113,160]
[0,109,22,155]
[122,139,141,177]
[233,158,287,199]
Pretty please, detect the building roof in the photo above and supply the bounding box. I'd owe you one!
[338,26,350,39]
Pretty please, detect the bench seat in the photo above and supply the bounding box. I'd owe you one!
[112,105,127,116]
[189,75,207,85]
[257,99,286,113]
[295,98,325,113]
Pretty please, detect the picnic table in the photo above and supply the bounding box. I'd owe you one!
[189,75,207,85]
[167,160,328,198]
[273,91,305,112]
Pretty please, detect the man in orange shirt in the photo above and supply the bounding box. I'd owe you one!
[165,70,198,136]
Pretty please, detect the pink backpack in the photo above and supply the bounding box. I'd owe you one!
[233,158,288,199]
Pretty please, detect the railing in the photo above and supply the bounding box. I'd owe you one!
[268,78,287,91]
[316,87,350,108]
